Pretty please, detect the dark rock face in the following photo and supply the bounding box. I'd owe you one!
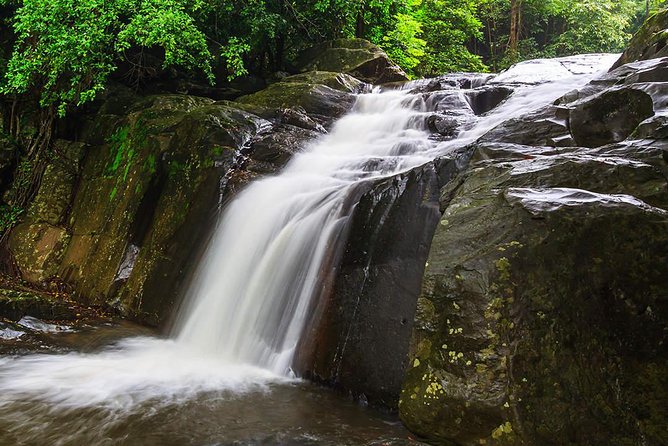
[400,140,668,445]
[465,86,514,116]
[298,154,470,407]
[478,105,572,147]
[569,87,655,147]
[399,42,668,446]
[6,72,352,324]
[296,39,408,84]
[0,288,76,321]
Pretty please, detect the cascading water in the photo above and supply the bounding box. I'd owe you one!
[173,89,437,374]
[0,54,619,444]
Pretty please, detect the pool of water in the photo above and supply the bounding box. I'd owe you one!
[0,319,425,446]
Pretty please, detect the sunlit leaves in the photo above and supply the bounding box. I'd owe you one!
[1,0,213,116]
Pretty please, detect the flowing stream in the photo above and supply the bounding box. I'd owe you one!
[0,54,618,445]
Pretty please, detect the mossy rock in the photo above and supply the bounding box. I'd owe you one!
[8,223,71,283]
[400,141,668,445]
[0,288,75,321]
[237,76,357,122]
[26,140,86,226]
[612,9,668,69]
[296,38,408,84]
[54,93,271,323]
[281,71,364,92]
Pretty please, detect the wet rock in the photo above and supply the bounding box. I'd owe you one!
[569,87,655,147]
[623,58,668,83]
[465,86,514,115]
[633,113,668,139]
[237,73,357,124]
[427,115,459,137]
[248,124,321,171]
[17,315,71,333]
[276,107,327,132]
[27,140,86,225]
[299,152,472,408]
[400,141,668,445]
[0,323,25,340]
[423,90,473,115]
[282,71,365,93]
[58,96,269,323]
[296,39,408,84]
[8,223,70,283]
[479,105,572,147]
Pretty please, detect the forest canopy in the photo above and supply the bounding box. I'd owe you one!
[0,0,666,116]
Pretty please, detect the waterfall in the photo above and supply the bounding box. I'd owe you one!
[174,89,437,374]
[172,53,620,375]
[0,54,619,411]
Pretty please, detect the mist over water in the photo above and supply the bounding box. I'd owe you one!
[0,54,618,443]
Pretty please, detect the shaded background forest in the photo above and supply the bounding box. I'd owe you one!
[2,0,667,114]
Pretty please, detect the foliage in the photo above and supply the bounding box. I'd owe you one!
[547,0,637,55]
[0,204,23,238]
[2,0,212,116]
[478,0,650,70]
[382,13,426,73]
[416,0,486,75]
[0,0,662,116]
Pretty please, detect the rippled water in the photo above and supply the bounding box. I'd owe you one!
[0,322,420,446]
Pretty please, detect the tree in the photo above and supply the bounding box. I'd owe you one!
[0,0,214,208]
[416,0,486,75]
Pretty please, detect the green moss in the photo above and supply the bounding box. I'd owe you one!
[0,205,24,236]
[106,125,130,174]
[143,153,157,175]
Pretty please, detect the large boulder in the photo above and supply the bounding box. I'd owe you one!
[397,16,668,443]
[297,156,465,407]
[568,86,656,148]
[54,94,269,323]
[400,140,668,445]
[237,71,361,125]
[295,39,408,84]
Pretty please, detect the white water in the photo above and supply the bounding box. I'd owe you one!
[0,54,618,411]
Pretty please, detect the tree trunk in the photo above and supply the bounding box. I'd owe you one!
[509,0,522,57]
[355,4,365,38]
